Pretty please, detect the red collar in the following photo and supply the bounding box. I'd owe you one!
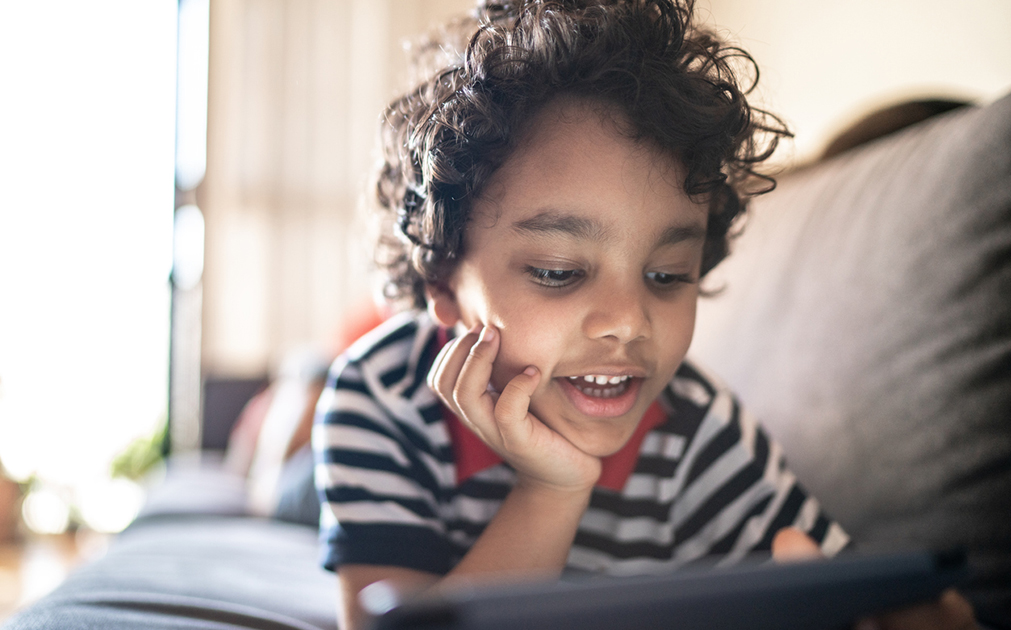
[435,328,667,492]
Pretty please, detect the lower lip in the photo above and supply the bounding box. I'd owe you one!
[556,377,643,418]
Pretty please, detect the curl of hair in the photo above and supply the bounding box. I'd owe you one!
[375,0,790,308]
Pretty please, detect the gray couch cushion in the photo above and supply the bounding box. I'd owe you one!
[2,516,338,630]
[273,445,322,529]
[691,92,1011,619]
[137,454,249,521]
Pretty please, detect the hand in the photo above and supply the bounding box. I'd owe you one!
[771,528,978,630]
[771,526,824,562]
[428,324,602,492]
[852,589,977,630]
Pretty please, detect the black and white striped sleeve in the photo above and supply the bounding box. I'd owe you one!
[313,355,454,575]
[667,363,849,567]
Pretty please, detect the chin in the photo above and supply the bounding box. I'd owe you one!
[530,380,649,455]
[550,412,640,458]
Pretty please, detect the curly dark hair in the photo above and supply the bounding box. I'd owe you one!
[374,0,789,308]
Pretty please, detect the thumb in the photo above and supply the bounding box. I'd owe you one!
[772,527,823,563]
[494,366,541,430]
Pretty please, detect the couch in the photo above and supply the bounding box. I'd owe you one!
[691,91,1011,627]
[4,91,1009,629]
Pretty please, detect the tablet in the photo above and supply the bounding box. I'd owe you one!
[370,549,968,630]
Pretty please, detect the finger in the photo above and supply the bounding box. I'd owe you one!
[868,589,976,630]
[493,366,542,449]
[428,326,475,394]
[872,601,940,630]
[430,329,481,413]
[426,334,458,392]
[771,527,823,563]
[452,325,501,428]
[429,333,466,409]
[938,589,977,630]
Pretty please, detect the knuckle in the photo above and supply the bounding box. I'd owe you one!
[502,377,533,400]
[434,384,451,406]
[429,371,445,396]
[503,379,526,394]
[434,378,456,408]
[467,339,490,360]
[495,392,526,421]
[492,398,514,420]
[451,382,467,408]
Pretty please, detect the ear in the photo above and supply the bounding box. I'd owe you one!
[424,283,462,328]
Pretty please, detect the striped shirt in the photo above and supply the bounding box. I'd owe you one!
[313,311,848,576]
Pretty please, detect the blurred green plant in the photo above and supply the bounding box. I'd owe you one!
[111,417,167,481]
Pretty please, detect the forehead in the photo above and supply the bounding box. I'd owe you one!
[472,97,706,241]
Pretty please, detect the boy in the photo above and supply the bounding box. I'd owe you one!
[314,1,976,628]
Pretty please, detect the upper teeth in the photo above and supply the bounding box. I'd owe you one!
[576,375,630,385]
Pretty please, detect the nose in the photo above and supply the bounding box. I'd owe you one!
[581,280,651,343]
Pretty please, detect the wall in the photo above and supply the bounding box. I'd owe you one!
[200,0,472,378]
[701,0,1011,162]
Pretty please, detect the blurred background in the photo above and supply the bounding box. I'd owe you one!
[0,0,1009,616]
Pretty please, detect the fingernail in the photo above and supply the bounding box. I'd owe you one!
[523,366,537,376]
[480,325,495,342]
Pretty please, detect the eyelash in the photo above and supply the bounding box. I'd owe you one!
[525,267,585,287]
[646,271,695,286]
[524,267,695,289]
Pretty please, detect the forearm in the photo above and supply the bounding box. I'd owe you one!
[443,479,593,585]
[338,482,592,630]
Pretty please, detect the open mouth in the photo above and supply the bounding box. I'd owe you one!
[565,374,632,399]
[557,374,641,418]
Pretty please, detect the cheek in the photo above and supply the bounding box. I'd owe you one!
[451,268,553,388]
[486,301,570,390]
[661,294,698,366]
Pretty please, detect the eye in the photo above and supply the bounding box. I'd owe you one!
[525,266,584,288]
[646,271,695,287]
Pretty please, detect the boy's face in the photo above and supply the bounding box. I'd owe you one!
[429,98,707,458]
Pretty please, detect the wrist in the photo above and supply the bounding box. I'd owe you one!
[513,474,596,503]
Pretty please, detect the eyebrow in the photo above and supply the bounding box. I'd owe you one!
[510,211,608,241]
[656,223,707,247]
[511,210,707,247]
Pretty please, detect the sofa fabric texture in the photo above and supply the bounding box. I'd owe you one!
[692,92,1011,622]
[4,511,338,630]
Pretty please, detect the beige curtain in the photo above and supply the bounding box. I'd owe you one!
[199,0,471,378]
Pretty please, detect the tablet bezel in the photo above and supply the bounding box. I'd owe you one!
[371,549,968,630]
